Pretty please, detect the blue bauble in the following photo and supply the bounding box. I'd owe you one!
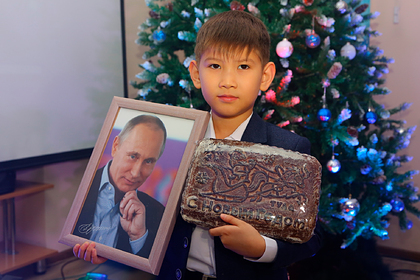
[306,33,321,48]
[407,220,413,230]
[390,198,404,212]
[327,158,341,173]
[365,111,377,124]
[152,30,166,43]
[360,164,372,175]
[317,108,331,121]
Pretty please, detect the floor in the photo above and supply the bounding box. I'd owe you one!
[1,253,420,280]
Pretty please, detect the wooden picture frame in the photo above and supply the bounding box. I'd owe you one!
[60,97,209,275]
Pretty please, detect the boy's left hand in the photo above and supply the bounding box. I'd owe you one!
[209,214,265,259]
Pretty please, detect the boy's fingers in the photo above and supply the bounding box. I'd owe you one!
[73,244,81,257]
[220,213,243,226]
[83,243,94,261]
[209,214,242,237]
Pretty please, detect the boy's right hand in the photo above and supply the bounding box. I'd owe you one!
[73,242,108,264]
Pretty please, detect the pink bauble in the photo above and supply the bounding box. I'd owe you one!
[276,38,293,58]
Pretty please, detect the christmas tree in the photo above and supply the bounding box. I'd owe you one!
[132,0,419,251]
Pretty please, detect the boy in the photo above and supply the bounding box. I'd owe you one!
[74,10,322,280]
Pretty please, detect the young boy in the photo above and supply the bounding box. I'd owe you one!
[74,10,322,280]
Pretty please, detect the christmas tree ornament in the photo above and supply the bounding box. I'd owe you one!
[341,42,356,60]
[317,16,335,28]
[230,1,245,11]
[327,49,336,61]
[355,4,369,14]
[318,87,331,121]
[276,38,293,58]
[305,17,320,48]
[156,73,170,84]
[327,158,341,173]
[327,62,343,79]
[341,198,360,221]
[263,109,275,120]
[331,88,340,98]
[247,3,260,15]
[265,89,277,103]
[390,198,405,212]
[360,164,372,175]
[160,20,171,28]
[327,140,341,173]
[322,36,330,49]
[277,120,290,128]
[365,110,378,124]
[149,10,160,19]
[381,202,393,213]
[280,58,289,68]
[152,29,166,43]
[337,108,351,124]
[306,32,321,48]
[370,133,378,144]
[318,108,331,121]
[406,220,413,230]
[347,126,358,138]
[322,78,330,88]
[336,0,348,13]
[303,0,314,6]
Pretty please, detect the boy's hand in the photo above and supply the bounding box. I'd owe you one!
[73,242,108,264]
[209,214,265,259]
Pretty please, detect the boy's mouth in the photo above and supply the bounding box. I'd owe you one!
[218,94,238,102]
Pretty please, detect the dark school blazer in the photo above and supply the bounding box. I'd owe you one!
[157,112,323,280]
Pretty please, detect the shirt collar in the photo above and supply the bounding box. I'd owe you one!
[205,112,253,141]
[99,161,112,192]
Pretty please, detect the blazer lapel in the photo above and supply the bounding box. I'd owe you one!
[74,167,103,239]
[241,112,268,144]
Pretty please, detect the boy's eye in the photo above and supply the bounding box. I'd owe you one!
[209,64,221,69]
[238,64,249,70]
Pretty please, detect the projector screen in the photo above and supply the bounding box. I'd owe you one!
[0,0,126,172]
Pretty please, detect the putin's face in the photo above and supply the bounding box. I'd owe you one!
[109,123,165,193]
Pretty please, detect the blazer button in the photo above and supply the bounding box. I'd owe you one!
[176,268,182,280]
[183,237,189,248]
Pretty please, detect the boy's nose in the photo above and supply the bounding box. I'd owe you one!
[219,69,237,89]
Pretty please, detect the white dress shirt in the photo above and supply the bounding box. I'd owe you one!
[186,114,278,276]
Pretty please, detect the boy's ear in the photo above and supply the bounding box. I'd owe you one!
[260,62,276,91]
[189,60,202,89]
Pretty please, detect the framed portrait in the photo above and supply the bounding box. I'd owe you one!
[60,97,209,275]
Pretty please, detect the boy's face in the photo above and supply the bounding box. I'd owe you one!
[189,48,275,121]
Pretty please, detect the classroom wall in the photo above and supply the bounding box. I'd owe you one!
[370,0,420,252]
[3,0,420,255]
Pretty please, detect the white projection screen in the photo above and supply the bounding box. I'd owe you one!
[0,0,126,172]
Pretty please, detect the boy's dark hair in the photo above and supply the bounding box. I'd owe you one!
[195,10,270,65]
